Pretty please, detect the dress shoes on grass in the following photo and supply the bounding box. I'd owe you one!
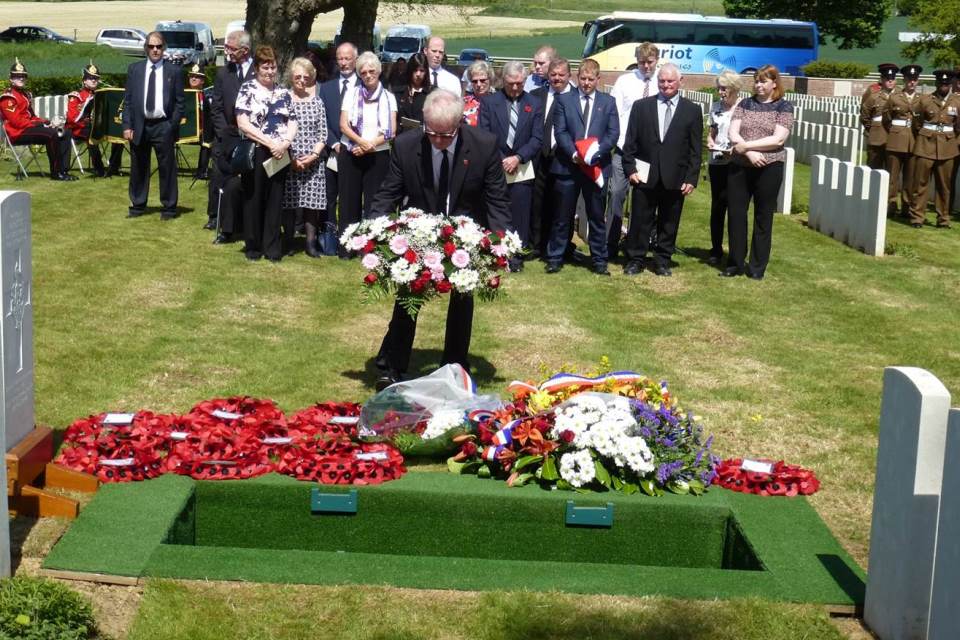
[622,261,643,275]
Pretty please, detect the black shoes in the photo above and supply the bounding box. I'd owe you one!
[213,233,233,244]
[706,254,722,266]
[544,262,563,274]
[652,265,672,277]
[591,263,610,276]
[305,242,323,258]
[203,219,217,230]
[127,210,144,219]
[719,267,742,277]
[375,371,401,391]
[160,212,179,221]
[911,223,923,228]
[508,258,524,272]
[623,261,643,275]
[51,172,77,181]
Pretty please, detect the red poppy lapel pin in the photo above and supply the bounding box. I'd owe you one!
[463,158,469,167]
[524,104,532,113]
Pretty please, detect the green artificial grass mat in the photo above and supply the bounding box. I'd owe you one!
[43,473,865,604]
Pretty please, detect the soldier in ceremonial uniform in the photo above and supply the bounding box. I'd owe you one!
[909,69,960,228]
[860,63,898,170]
[187,64,213,180]
[1,58,76,180]
[66,62,124,177]
[882,64,922,218]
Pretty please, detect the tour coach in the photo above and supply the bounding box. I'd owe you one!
[123,31,184,220]
[368,89,511,390]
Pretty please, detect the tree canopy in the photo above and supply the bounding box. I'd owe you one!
[902,0,960,67]
[722,0,893,50]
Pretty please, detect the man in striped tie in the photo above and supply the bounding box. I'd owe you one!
[478,61,544,271]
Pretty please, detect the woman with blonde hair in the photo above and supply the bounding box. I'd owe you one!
[462,60,493,126]
[283,56,328,257]
[723,64,793,280]
[706,69,742,265]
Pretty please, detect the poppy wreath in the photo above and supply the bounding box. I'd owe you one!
[54,399,406,485]
[714,458,821,496]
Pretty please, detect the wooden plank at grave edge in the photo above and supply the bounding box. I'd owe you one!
[38,568,142,587]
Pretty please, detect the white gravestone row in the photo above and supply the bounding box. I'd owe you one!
[864,367,957,640]
[679,89,712,116]
[0,191,35,578]
[789,94,861,113]
[807,155,887,255]
[775,147,795,215]
[796,108,861,130]
[791,122,863,165]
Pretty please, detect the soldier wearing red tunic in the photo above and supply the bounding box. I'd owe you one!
[66,62,123,177]
[1,57,76,180]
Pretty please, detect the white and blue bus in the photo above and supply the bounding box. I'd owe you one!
[582,12,819,76]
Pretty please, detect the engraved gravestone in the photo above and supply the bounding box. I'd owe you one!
[0,190,34,578]
[928,408,960,640]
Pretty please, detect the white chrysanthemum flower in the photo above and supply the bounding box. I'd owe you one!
[421,409,465,440]
[407,214,442,241]
[560,449,596,488]
[454,223,484,248]
[616,436,654,475]
[368,216,392,240]
[389,259,419,284]
[339,222,361,245]
[448,268,479,292]
[502,230,523,253]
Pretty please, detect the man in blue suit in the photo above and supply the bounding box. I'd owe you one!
[122,31,184,220]
[478,60,543,271]
[318,42,359,257]
[546,59,618,275]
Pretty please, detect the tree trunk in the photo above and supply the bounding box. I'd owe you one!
[244,0,380,71]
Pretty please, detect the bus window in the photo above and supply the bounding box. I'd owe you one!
[694,24,733,46]
[774,26,814,49]
[733,27,776,48]
[656,21,694,44]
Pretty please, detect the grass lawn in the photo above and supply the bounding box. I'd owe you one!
[5,139,958,638]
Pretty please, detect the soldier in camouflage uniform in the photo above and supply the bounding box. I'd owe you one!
[910,69,960,228]
[882,64,922,218]
[860,63,898,170]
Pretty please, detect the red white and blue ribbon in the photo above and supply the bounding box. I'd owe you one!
[507,370,648,395]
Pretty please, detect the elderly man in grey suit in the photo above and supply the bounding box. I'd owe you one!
[122,31,184,220]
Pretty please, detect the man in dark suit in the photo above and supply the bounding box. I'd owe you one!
[207,29,254,241]
[529,58,574,258]
[122,31,184,220]
[318,42,359,257]
[369,89,511,389]
[478,60,543,271]
[621,62,702,277]
[546,58,619,275]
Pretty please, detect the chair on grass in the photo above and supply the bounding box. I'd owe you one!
[0,110,45,179]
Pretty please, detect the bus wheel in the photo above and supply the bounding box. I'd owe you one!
[626,63,637,71]
[741,67,757,74]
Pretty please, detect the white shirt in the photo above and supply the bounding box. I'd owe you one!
[708,100,739,164]
[657,93,679,140]
[236,58,253,81]
[338,73,359,97]
[523,74,547,93]
[544,84,572,150]
[429,66,462,96]
[431,135,458,213]
[340,85,397,152]
[143,60,165,119]
[611,69,655,148]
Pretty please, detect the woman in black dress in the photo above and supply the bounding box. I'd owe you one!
[396,53,433,132]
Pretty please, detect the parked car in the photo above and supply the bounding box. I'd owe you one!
[154,20,215,66]
[381,24,430,63]
[457,48,490,66]
[95,27,147,54]
[0,25,74,44]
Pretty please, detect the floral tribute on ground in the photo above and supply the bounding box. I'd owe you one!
[55,397,406,484]
[447,368,720,497]
[340,208,523,317]
[714,458,821,496]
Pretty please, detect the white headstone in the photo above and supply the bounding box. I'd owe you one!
[929,408,960,640]
[776,147,794,215]
[865,367,951,640]
[0,190,34,578]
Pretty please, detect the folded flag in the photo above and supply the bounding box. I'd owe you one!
[574,137,603,188]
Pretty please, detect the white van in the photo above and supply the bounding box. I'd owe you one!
[155,20,216,67]
[223,20,245,43]
[334,22,382,55]
[381,24,430,62]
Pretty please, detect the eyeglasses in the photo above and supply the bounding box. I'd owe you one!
[293,74,311,80]
[146,44,164,50]
[471,77,489,83]
[424,126,459,139]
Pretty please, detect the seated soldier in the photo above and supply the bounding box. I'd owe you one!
[187,63,213,180]
[1,58,77,180]
[66,62,124,178]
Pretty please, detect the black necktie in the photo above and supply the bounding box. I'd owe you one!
[237,63,243,83]
[146,63,157,114]
[341,77,348,99]
[582,94,591,129]
[432,70,438,87]
[437,150,449,215]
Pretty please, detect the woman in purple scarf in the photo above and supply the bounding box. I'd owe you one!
[338,51,398,233]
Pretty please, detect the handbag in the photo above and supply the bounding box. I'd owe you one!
[317,222,339,256]
[229,137,256,174]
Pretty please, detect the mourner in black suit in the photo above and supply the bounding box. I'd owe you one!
[122,31,184,219]
[529,58,574,257]
[621,63,702,277]
[478,60,543,270]
[318,42,360,256]
[207,29,254,241]
[547,59,619,275]
[369,89,511,390]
